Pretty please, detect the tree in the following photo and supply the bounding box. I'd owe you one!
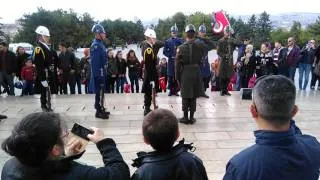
[256,11,272,45]
[271,28,291,45]
[307,16,320,42]
[290,21,302,45]
[247,15,257,43]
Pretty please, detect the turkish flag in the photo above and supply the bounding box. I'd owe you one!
[211,11,230,34]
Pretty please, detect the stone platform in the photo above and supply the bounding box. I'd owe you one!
[0,91,319,180]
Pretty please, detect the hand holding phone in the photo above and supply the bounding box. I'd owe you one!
[71,123,94,141]
[87,127,105,144]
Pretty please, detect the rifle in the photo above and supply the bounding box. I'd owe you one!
[151,81,158,110]
[44,69,52,110]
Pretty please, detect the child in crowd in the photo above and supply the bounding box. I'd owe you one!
[131,109,208,180]
[21,58,36,95]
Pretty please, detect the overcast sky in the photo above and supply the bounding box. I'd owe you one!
[1,0,319,23]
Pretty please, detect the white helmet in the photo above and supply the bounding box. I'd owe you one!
[144,28,156,39]
[35,26,50,36]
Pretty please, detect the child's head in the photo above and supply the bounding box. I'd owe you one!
[25,59,33,67]
[142,109,179,152]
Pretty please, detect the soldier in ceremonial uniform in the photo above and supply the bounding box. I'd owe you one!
[33,26,58,112]
[175,24,205,124]
[217,26,241,96]
[163,24,184,96]
[89,24,110,119]
[141,28,163,116]
[196,24,216,98]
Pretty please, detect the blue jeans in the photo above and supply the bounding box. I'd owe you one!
[116,76,126,93]
[288,67,297,82]
[22,80,34,95]
[129,73,139,93]
[298,63,312,90]
[235,70,241,91]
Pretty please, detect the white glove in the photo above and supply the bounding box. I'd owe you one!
[41,81,49,88]
[150,81,155,87]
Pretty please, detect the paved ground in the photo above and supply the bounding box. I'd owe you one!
[0,90,319,180]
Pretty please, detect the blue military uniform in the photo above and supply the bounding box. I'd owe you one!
[223,120,320,180]
[89,39,107,110]
[163,37,183,95]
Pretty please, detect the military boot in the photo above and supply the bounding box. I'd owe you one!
[179,111,189,124]
[189,111,196,124]
[95,110,109,119]
[144,107,152,116]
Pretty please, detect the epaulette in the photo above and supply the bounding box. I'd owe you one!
[33,46,45,60]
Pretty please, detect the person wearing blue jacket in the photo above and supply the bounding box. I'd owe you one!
[195,24,216,98]
[163,24,184,96]
[89,24,110,119]
[223,75,320,180]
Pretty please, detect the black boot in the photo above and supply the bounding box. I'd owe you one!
[144,107,152,116]
[179,111,189,124]
[225,91,232,96]
[95,110,109,119]
[189,111,196,124]
[220,91,224,96]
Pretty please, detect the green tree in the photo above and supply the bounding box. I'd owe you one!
[290,21,302,45]
[271,28,291,45]
[307,16,320,42]
[247,14,257,43]
[256,11,272,45]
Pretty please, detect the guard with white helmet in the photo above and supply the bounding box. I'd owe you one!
[141,28,164,116]
[89,24,110,119]
[175,24,206,124]
[163,23,184,96]
[196,24,217,98]
[33,25,58,112]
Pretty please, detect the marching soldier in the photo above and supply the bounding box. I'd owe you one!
[175,24,205,124]
[163,24,184,96]
[89,24,110,119]
[217,26,241,96]
[141,28,163,116]
[195,24,216,98]
[33,25,58,112]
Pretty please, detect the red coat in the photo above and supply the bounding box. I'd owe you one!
[21,66,36,81]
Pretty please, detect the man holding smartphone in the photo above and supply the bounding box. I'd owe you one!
[1,112,130,179]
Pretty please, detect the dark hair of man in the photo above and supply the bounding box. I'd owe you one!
[186,31,195,39]
[253,75,296,128]
[1,113,65,167]
[143,109,179,152]
[0,41,8,47]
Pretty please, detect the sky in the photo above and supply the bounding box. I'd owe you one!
[1,0,319,24]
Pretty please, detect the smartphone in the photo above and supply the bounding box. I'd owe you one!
[71,123,94,141]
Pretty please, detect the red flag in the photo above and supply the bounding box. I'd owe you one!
[211,10,230,34]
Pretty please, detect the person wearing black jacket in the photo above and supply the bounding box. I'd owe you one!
[115,50,127,93]
[0,41,16,96]
[1,112,130,180]
[132,109,208,180]
[299,40,316,90]
[255,43,274,78]
[310,42,320,90]
[126,49,140,93]
[58,43,76,94]
[239,44,256,88]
